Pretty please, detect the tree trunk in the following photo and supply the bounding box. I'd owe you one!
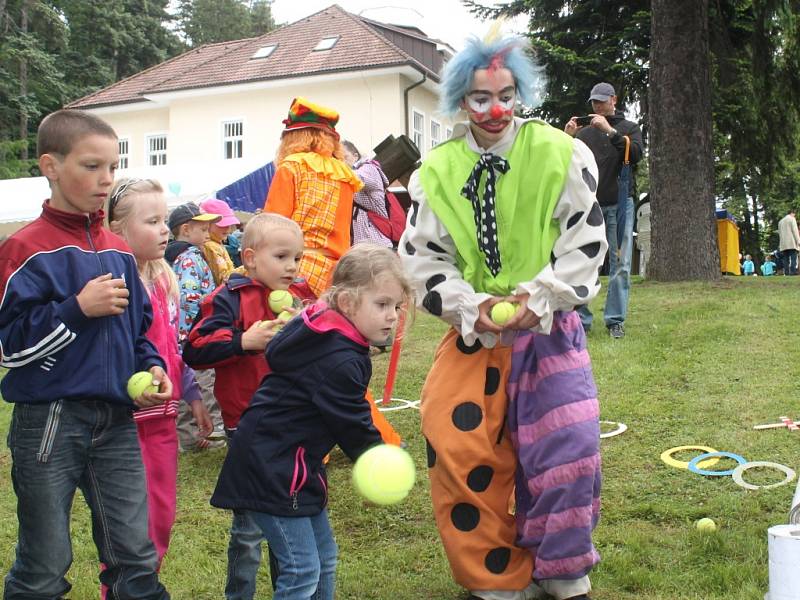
[648,0,720,280]
[18,0,29,160]
[751,194,761,261]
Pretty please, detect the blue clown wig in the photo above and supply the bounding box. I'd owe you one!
[439,33,544,117]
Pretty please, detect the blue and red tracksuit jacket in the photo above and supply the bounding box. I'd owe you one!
[182,272,314,429]
[0,202,164,406]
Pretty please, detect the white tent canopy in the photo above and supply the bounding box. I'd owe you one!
[0,157,267,225]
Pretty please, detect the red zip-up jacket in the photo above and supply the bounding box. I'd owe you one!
[182,272,313,429]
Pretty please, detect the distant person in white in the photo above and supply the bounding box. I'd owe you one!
[778,209,800,275]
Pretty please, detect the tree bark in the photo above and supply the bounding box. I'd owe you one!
[19,0,30,161]
[648,0,720,280]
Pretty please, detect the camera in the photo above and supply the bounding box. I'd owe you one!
[575,115,594,127]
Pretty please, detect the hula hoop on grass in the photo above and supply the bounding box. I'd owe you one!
[599,420,627,439]
[660,445,721,470]
[687,451,748,476]
[731,461,796,490]
[377,398,417,412]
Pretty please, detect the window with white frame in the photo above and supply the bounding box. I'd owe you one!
[146,134,167,166]
[118,138,129,169]
[251,44,277,59]
[430,119,441,148]
[412,110,425,153]
[445,127,453,141]
[222,120,244,159]
[313,36,339,51]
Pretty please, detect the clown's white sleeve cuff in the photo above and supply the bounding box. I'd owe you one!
[457,291,496,346]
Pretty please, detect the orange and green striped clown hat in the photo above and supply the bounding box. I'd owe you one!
[281,97,340,140]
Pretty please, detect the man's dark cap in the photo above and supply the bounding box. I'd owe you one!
[588,82,616,102]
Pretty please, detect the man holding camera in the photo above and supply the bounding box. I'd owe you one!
[565,82,644,339]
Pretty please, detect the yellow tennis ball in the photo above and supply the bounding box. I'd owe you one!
[352,444,416,505]
[272,310,294,332]
[490,301,518,325]
[268,290,294,314]
[126,371,158,400]
[696,518,717,532]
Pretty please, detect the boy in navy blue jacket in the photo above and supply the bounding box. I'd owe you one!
[0,110,172,599]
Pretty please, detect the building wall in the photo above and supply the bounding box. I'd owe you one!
[94,72,445,171]
[405,78,453,157]
[109,109,170,168]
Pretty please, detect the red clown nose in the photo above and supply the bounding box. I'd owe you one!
[489,104,505,120]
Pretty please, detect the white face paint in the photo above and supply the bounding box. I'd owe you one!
[465,92,516,114]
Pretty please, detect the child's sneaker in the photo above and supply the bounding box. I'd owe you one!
[206,426,226,441]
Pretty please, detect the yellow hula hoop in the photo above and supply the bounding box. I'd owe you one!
[660,445,722,470]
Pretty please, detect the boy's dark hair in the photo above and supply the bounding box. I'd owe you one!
[37,109,117,158]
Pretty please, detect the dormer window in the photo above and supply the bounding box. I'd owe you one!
[313,36,339,51]
[251,44,277,59]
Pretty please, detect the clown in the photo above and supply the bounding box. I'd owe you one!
[399,32,607,600]
[265,97,363,297]
[265,97,402,448]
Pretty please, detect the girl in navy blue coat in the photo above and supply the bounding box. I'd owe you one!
[211,243,412,600]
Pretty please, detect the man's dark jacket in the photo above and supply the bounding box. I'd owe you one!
[576,111,643,207]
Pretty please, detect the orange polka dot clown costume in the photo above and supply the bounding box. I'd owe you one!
[265,97,363,298]
[265,97,401,447]
[399,32,607,600]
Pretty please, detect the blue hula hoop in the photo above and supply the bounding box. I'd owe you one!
[687,451,747,476]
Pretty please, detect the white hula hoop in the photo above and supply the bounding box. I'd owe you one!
[377,398,417,412]
[731,461,796,490]
[599,420,628,439]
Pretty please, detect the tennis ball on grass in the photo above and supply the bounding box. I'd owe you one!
[490,301,518,325]
[696,518,717,532]
[353,444,416,505]
[268,290,294,313]
[127,371,158,400]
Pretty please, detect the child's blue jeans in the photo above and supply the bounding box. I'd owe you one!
[3,399,168,600]
[225,510,264,599]
[248,509,337,600]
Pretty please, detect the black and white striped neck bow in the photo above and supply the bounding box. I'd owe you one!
[460,152,510,276]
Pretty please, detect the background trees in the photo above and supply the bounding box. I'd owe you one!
[0,0,276,178]
[176,0,275,46]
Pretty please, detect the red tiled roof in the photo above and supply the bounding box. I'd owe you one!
[67,5,440,110]
[66,40,250,109]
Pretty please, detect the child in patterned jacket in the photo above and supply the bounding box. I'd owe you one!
[165,202,226,450]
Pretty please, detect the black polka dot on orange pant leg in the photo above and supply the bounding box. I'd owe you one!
[456,335,483,355]
[452,402,482,431]
[484,367,500,395]
[466,465,494,492]
[451,503,480,531]
[425,437,436,468]
[484,547,511,574]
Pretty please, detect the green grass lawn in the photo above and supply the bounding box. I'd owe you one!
[1,276,799,599]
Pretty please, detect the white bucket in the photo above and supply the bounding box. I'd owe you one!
[767,524,800,600]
